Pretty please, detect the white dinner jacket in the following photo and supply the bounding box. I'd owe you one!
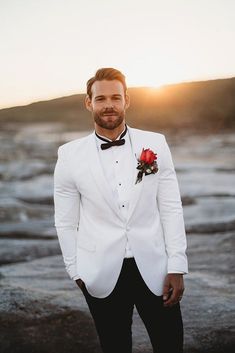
[54,124,188,298]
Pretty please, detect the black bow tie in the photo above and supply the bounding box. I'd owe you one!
[100,139,125,150]
[95,125,127,150]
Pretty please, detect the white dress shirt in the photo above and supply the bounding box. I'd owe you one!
[95,125,134,258]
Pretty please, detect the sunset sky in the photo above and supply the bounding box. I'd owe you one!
[0,0,235,108]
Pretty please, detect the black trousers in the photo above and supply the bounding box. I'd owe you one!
[81,257,183,353]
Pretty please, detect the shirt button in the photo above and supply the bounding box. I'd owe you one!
[119,183,121,186]
[122,205,125,207]
[116,160,118,163]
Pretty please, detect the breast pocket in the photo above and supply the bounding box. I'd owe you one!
[143,173,159,185]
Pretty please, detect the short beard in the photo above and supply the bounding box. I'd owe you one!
[93,111,125,130]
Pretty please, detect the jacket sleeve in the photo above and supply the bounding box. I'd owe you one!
[157,135,188,274]
[53,145,81,280]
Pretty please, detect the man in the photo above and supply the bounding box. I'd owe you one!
[54,68,188,353]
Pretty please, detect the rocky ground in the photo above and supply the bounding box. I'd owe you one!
[0,122,234,353]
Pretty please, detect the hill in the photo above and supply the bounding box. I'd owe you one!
[0,77,235,133]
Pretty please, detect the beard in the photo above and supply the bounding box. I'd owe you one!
[92,108,125,130]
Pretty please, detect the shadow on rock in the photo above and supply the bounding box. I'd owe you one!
[0,309,102,353]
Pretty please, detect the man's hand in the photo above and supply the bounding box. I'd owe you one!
[76,278,85,290]
[163,274,184,307]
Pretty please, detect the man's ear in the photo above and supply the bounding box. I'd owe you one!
[125,93,130,109]
[85,95,92,112]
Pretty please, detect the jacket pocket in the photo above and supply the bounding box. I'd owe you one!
[143,173,159,186]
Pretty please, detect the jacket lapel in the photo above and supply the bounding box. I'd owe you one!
[125,126,145,222]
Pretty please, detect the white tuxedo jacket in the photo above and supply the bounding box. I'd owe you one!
[54,125,188,298]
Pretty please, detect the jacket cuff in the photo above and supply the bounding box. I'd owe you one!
[167,257,188,274]
[65,263,79,280]
[72,274,81,281]
[168,270,187,275]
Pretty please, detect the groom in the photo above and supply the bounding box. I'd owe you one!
[54,68,188,353]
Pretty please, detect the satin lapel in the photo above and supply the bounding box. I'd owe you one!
[87,132,125,222]
[126,126,145,222]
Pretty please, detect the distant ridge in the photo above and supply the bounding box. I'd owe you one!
[1,77,235,132]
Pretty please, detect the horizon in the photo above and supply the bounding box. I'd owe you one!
[1,0,235,109]
[0,74,234,110]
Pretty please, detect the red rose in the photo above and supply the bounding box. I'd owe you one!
[140,148,157,164]
[135,147,158,184]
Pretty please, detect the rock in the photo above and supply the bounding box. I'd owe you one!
[1,175,53,201]
[0,124,235,352]
[0,285,101,353]
[17,196,54,205]
[0,198,53,223]
[0,230,234,353]
[183,197,235,233]
[186,219,235,234]
[182,232,235,353]
[0,238,60,265]
[182,196,197,206]
[0,220,55,239]
[0,160,54,182]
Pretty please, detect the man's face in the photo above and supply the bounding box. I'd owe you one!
[85,80,130,130]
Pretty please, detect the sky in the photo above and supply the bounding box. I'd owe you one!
[0,0,235,108]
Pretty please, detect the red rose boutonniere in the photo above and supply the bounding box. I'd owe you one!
[135,148,158,184]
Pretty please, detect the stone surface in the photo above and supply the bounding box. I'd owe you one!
[0,123,234,352]
[0,231,234,353]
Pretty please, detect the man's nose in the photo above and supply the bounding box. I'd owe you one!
[104,99,114,108]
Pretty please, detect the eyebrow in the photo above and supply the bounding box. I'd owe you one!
[95,94,122,99]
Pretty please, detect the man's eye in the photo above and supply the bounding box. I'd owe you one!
[113,97,121,100]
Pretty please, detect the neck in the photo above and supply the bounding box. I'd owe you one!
[95,122,126,141]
